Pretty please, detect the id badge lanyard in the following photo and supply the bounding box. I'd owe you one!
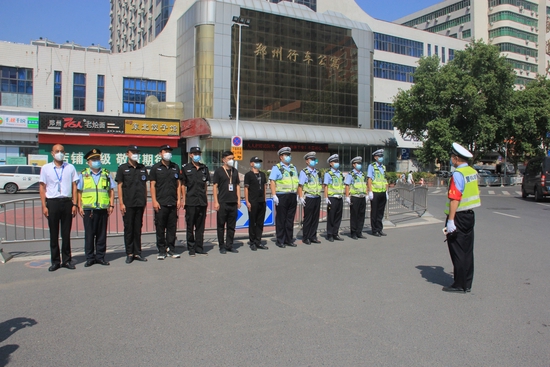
[224,167,233,191]
[54,164,65,193]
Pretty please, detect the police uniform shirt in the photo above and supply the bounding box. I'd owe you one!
[299,167,320,197]
[115,162,148,207]
[181,162,210,206]
[212,167,240,203]
[367,162,385,180]
[344,169,364,186]
[268,163,297,194]
[77,170,116,209]
[149,161,181,206]
[244,170,267,203]
[323,168,342,185]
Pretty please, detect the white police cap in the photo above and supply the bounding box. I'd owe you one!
[372,149,384,157]
[327,154,339,164]
[304,151,316,160]
[278,147,291,155]
[451,142,473,159]
[350,156,362,165]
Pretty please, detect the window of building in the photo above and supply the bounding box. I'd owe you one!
[449,33,458,38]
[506,59,538,72]
[498,43,538,57]
[488,0,538,12]
[0,66,33,108]
[373,102,395,130]
[442,47,446,63]
[489,27,538,43]
[374,33,423,58]
[462,29,472,39]
[515,76,534,86]
[373,60,415,83]
[427,44,431,56]
[97,75,105,112]
[123,77,166,114]
[54,71,62,110]
[427,14,471,33]
[435,45,439,56]
[73,73,86,111]
[449,48,455,61]
[402,0,471,28]
[489,11,538,27]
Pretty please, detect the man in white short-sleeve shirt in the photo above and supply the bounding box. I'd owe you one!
[39,144,79,272]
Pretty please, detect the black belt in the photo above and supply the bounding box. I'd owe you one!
[46,197,72,202]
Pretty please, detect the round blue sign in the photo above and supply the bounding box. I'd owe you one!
[232,137,242,146]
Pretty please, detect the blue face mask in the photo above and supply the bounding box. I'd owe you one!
[377,157,383,164]
[355,164,362,171]
[91,160,101,169]
[193,155,201,163]
[333,163,340,170]
[283,155,291,164]
[309,159,317,167]
[254,163,261,169]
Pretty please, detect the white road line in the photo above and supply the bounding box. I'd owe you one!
[432,190,441,194]
[493,211,520,219]
[515,191,522,196]
[488,190,495,195]
[535,202,550,207]
[502,191,511,196]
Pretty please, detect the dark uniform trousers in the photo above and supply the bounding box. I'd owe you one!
[83,209,108,261]
[185,205,207,254]
[123,206,145,256]
[155,205,177,254]
[248,201,266,245]
[446,210,475,290]
[302,196,320,241]
[217,202,237,249]
[370,192,387,234]
[46,198,74,265]
[326,197,343,237]
[350,196,366,236]
[276,193,297,245]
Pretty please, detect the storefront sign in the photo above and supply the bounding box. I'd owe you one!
[28,154,48,166]
[6,157,27,165]
[124,120,180,136]
[244,141,329,152]
[0,115,38,129]
[39,113,125,134]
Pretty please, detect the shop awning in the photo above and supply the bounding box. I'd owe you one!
[39,132,179,147]
[181,118,395,146]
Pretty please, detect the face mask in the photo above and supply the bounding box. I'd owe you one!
[91,161,101,169]
[333,163,340,170]
[283,155,291,164]
[355,164,362,171]
[308,159,317,167]
[226,159,234,167]
[449,158,453,168]
[163,152,172,161]
[377,157,384,164]
[192,155,201,163]
[254,163,261,169]
[54,152,64,162]
[130,154,139,162]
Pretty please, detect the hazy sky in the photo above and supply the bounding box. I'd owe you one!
[0,0,442,47]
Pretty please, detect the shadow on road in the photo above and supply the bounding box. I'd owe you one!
[416,265,453,287]
[0,317,37,367]
[0,345,19,367]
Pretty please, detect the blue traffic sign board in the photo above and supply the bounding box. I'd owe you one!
[232,136,242,147]
[236,198,274,229]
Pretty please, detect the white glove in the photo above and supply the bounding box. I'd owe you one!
[273,195,279,206]
[386,192,389,200]
[298,196,306,206]
[345,196,351,205]
[325,197,331,205]
[446,219,456,233]
[368,192,373,201]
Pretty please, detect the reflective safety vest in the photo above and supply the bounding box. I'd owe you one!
[81,168,111,209]
[445,166,481,214]
[371,163,388,193]
[275,163,299,193]
[348,171,367,195]
[327,170,344,196]
[301,168,322,196]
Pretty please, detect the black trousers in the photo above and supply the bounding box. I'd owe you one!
[46,198,73,265]
[275,193,297,245]
[217,202,237,249]
[83,209,108,261]
[326,197,343,237]
[446,210,475,290]
[302,196,321,241]
[123,206,144,256]
[248,201,266,245]
[350,196,366,236]
[370,192,387,234]
[155,205,177,254]
[185,205,207,254]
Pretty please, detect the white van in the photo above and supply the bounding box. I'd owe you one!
[0,165,41,194]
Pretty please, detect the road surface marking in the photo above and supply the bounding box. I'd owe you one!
[493,211,520,219]
[488,190,495,195]
[535,202,550,207]
[515,191,522,196]
[432,189,442,194]
[502,191,511,196]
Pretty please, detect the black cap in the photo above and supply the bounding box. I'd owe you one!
[126,145,140,153]
[250,156,262,163]
[84,149,101,160]
[189,146,201,154]
[159,144,173,152]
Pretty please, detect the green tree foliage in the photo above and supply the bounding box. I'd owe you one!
[392,40,515,165]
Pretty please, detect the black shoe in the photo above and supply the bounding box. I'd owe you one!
[220,248,227,254]
[126,255,134,264]
[134,255,147,262]
[276,243,286,248]
[62,262,76,270]
[48,264,61,272]
[357,234,366,239]
[286,242,297,247]
[442,286,466,293]
[327,236,334,242]
[372,232,381,237]
[302,239,311,245]
[250,244,257,251]
[195,251,208,256]
[96,259,110,266]
[311,239,321,244]
[257,244,269,250]
[84,260,95,267]
[379,231,387,236]
[229,248,239,253]
[334,235,344,241]
[166,250,181,258]
[465,288,471,293]
[189,252,196,257]
[350,235,358,240]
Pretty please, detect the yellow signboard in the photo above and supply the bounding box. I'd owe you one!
[231,147,243,161]
[124,120,180,136]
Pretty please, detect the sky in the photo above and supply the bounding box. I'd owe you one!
[0,0,442,47]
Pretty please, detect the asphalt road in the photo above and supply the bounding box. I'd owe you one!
[0,188,549,366]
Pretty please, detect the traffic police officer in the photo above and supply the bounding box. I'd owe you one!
[367,149,388,237]
[115,145,148,263]
[345,156,367,240]
[443,142,481,293]
[149,145,181,260]
[181,146,210,257]
[269,147,299,248]
[77,149,116,267]
[324,154,344,242]
[297,151,322,245]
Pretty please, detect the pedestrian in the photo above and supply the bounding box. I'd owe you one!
[213,151,241,254]
[77,149,116,267]
[149,145,181,260]
[244,156,268,251]
[269,147,299,248]
[324,154,344,242]
[407,171,414,185]
[297,151,322,245]
[345,156,367,240]
[367,149,388,237]
[181,146,210,257]
[115,145,148,264]
[39,144,79,272]
[443,142,481,293]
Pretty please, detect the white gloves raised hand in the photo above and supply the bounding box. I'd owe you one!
[273,195,279,206]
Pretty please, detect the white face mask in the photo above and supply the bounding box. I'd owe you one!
[130,154,139,162]
[162,152,172,161]
[54,152,65,162]
[226,159,235,167]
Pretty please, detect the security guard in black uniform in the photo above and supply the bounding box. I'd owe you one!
[115,145,149,263]
[181,146,210,257]
[149,144,181,260]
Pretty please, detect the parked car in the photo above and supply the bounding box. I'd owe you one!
[477,169,501,186]
[435,170,451,178]
[0,165,41,194]
[521,156,550,201]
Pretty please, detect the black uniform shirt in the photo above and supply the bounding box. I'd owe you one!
[212,167,240,204]
[244,170,266,203]
[149,161,180,206]
[115,162,148,207]
[181,162,210,206]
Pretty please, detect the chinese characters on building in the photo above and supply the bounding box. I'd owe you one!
[254,43,344,70]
